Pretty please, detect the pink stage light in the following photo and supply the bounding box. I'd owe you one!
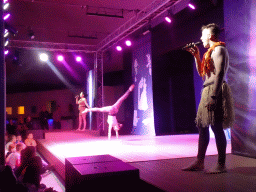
[165,16,172,23]
[3,13,10,20]
[57,55,64,61]
[4,50,9,55]
[3,2,9,10]
[116,46,122,51]
[188,3,196,10]
[125,40,132,47]
[76,56,82,62]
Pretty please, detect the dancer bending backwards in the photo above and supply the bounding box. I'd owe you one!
[76,91,90,131]
[84,84,135,139]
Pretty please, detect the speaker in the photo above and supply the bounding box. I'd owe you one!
[65,155,140,192]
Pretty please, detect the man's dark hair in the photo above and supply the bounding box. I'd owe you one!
[201,23,221,39]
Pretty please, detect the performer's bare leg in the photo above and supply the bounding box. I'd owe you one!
[76,115,82,130]
[84,106,112,113]
[80,113,86,131]
[112,84,135,110]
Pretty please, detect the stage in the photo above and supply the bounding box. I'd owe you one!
[35,130,256,192]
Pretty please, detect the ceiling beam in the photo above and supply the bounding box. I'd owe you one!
[8,40,97,53]
[96,0,189,52]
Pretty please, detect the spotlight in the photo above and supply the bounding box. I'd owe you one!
[188,3,196,10]
[4,29,9,38]
[188,0,196,10]
[4,39,9,46]
[3,2,9,10]
[4,22,18,35]
[125,40,132,47]
[116,46,122,51]
[76,56,82,62]
[39,53,49,62]
[57,55,64,61]
[4,50,9,55]
[3,13,10,20]
[165,10,173,24]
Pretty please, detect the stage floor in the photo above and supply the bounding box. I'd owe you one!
[38,130,231,164]
[37,131,256,192]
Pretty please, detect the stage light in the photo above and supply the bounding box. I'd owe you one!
[165,16,172,23]
[76,56,82,62]
[3,13,10,20]
[4,29,9,38]
[39,53,49,62]
[165,10,173,24]
[4,50,9,55]
[188,3,196,10]
[3,2,9,10]
[4,39,9,46]
[4,22,18,35]
[125,40,132,47]
[57,55,64,61]
[116,46,122,51]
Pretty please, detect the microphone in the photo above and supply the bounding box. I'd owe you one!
[75,95,79,98]
[182,41,202,50]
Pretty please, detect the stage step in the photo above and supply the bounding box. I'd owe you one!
[65,155,140,192]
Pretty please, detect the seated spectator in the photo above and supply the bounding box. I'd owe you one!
[6,143,16,159]
[25,116,34,130]
[0,165,18,192]
[15,146,43,190]
[16,134,27,149]
[5,135,16,154]
[24,132,37,147]
[6,143,23,171]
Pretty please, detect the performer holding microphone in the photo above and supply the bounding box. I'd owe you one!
[182,23,234,174]
[75,92,90,131]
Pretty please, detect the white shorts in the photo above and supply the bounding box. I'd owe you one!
[107,115,118,127]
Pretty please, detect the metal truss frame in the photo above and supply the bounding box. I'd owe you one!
[94,51,104,131]
[96,0,185,51]
[8,40,97,53]
[6,0,189,133]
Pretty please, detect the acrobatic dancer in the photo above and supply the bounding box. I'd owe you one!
[83,84,135,139]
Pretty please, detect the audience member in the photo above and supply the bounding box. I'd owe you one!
[39,106,50,130]
[53,105,62,129]
[6,143,16,158]
[6,143,23,171]
[0,165,18,192]
[15,146,43,190]
[5,135,16,152]
[16,134,27,149]
[17,116,29,142]
[6,119,17,135]
[24,132,37,147]
[25,116,34,130]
